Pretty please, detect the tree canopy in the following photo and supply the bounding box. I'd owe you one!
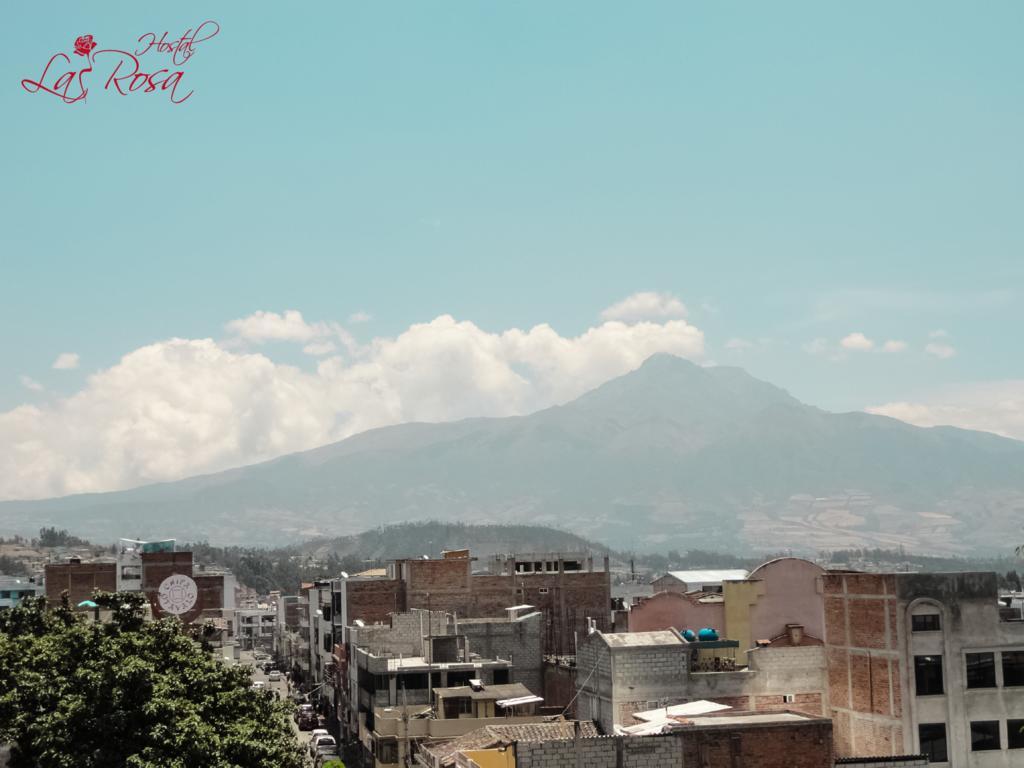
[0,593,304,768]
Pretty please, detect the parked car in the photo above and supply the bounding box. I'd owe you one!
[251,681,266,691]
[298,712,320,731]
[309,734,336,757]
[294,703,314,723]
[267,669,282,682]
[308,729,328,746]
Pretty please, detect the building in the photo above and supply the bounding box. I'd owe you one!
[43,540,236,627]
[235,607,277,650]
[332,550,611,658]
[336,606,545,766]
[422,711,834,768]
[631,557,827,666]
[650,569,749,594]
[0,575,43,609]
[575,624,828,733]
[824,570,1024,766]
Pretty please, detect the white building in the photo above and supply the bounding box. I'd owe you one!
[0,575,43,609]
[651,569,750,594]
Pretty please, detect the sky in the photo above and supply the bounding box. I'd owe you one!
[2,2,1022,500]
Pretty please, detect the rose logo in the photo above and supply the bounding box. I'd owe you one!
[73,35,97,57]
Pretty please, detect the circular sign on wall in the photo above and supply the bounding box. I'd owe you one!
[157,574,198,616]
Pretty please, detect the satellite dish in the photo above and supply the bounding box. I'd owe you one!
[157,574,198,616]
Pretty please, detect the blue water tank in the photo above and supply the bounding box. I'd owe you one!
[697,627,719,641]
[681,628,697,642]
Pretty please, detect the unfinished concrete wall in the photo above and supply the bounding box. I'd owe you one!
[460,612,543,696]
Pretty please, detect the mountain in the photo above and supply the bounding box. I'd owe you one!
[3,354,1023,554]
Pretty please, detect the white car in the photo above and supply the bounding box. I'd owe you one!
[251,680,266,691]
[267,669,282,682]
[309,734,336,757]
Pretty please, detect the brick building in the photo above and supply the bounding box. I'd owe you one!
[44,542,236,627]
[333,550,611,658]
[824,570,1024,766]
[432,711,834,768]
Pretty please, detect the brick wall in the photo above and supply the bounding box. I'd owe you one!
[514,724,831,768]
[460,613,543,696]
[542,661,576,715]
[822,573,902,758]
[346,577,405,624]
[681,721,833,768]
[44,562,116,605]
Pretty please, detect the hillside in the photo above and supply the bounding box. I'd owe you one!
[3,354,1023,554]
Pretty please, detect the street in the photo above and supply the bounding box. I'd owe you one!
[240,651,316,764]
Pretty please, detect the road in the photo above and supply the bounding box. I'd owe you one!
[240,651,316,764]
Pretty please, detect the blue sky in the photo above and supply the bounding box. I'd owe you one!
[2,2,1023,498]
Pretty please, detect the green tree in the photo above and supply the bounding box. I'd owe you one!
[0,595,304,768]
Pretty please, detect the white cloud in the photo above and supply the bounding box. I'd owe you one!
[867,381,1024,440]
[349,311,372,324]
[20,376,43,392]
[600,292,687,323]
[840,332,874,351]
[929,329,949,339]
[52,353,79,370]
[882,340,908,353]
[925,342,956,359]
[725,338,753,350]
[225,310,331,343]
[302,341,337,356]
[0,312,704,500]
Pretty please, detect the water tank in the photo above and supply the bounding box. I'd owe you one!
[697,627,719,641]
[681,629,697,642]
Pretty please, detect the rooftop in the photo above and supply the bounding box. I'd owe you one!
[434,683,533,701]
[599,630,683,648]
[663,569,749,584]
[420,720,598,767]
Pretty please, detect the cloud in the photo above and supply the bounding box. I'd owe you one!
[20,376,43,392]
[929,329,949,339]
[600,292,687,323]
[225,310,331,343]
[925,342,956,359]
[840,332,874,351]
[349,311,372,324]
[302,341,337,356]
[52,353,79,370]
[882,340,908,353]
[866,381,1024,440]
[0,312,704,500]
[725,338,752,350]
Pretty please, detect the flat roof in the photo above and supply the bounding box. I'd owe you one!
[434,683,534,700]
[600,630,683,648]
[664,569,749,583]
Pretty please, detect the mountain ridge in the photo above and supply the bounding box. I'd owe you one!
[2,354,1022,553]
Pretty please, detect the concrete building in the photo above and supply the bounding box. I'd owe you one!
[824,570,1024,766]
[575,625,829,733]
[343,608,542,767]
[235,607,276,650]
[0,575,43,609]
[650,569,749,594]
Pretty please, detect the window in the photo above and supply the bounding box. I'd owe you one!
[914,655,944,696]
[1003,651,1024,686]
[912,614,941,632]
[375,738,398,764]
[493,668,510,684]
[966,652,997,688]
[970,720,1000,751]
[918,723,948,763]
[1009,719,1024,749]
[0,591,9,599]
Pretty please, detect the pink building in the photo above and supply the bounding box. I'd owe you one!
[747,557,825,641]
[628,590,725,633]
